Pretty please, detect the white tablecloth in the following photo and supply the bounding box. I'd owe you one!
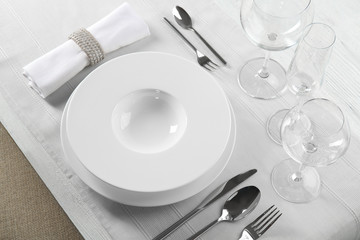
[1,0,360,239]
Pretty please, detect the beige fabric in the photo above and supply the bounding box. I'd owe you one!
[0,122,83,240]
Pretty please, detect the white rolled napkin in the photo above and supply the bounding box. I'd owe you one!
[23,2,150,98]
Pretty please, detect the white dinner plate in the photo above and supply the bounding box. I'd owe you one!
[63,52,233,206]
[61,94,236,206]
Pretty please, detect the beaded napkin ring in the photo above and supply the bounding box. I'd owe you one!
[69,28,104,65]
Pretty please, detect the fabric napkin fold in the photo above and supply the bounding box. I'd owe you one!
[23,2,150,98]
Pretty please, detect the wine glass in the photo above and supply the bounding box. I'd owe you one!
[239,0,314,99]
[271,98,351,203]
[267,23,337,144]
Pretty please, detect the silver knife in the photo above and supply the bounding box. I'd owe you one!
[152,169,257,240]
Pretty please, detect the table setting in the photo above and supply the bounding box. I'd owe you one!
[1,0,360,239]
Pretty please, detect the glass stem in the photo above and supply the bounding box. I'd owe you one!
[258,51,271,78]
[295,93,311,115]
[295,96,305,115]
[296,94,307,107]
[291,164,305,182]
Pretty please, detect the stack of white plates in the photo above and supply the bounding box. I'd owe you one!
[60,52,236,206]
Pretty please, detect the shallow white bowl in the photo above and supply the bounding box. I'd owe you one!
[111,89,188,154]
[62,52,233,206]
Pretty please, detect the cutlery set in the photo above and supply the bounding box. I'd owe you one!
[163,18,218,71]
[164,6,227,70]
[153,169,281,240]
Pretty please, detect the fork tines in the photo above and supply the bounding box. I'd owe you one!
[250,205,282,237]
[203,61,218,71]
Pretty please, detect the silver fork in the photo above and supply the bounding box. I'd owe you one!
[163,17,218,71]
[238,205,282,240]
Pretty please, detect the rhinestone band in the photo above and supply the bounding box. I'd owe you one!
[69,28,104,65]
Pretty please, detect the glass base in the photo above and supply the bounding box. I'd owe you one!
[238,57,287,99]
[271,159,321,203]
[266,109,289,145]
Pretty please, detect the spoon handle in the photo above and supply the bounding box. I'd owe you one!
[186,219,219,240]
[192,28,227,65]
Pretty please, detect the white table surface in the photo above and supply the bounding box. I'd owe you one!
[1,0,360,239]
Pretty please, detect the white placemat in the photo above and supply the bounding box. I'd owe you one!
[1,0,360,239]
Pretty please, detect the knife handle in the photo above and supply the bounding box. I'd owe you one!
[152,208,202,240]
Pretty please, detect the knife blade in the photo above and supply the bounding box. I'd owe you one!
[152,169,257,240]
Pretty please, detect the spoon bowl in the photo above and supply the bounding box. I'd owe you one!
[173,6,193,30]
[187,186,261,240]
[223,185,261,221]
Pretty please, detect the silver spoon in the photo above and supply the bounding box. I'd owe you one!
[187,186,261,240]
[173,6,227,65]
